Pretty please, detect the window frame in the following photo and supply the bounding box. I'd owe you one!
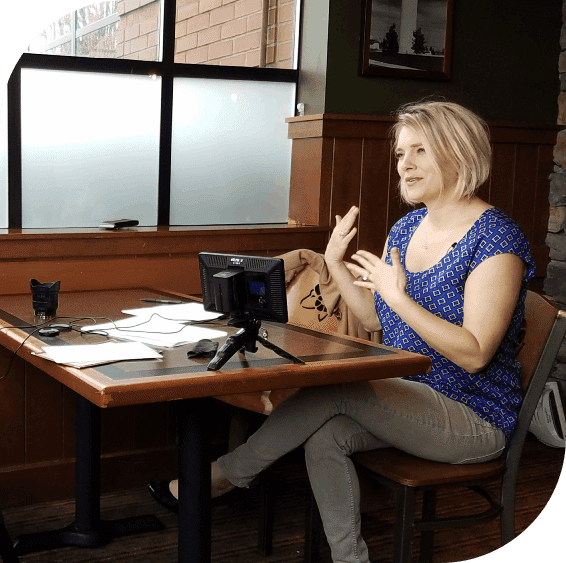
[7,0,301,229]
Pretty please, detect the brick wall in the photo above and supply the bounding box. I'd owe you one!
[115,0,161,60]
[544,2,566,387]
[115,0,296,67]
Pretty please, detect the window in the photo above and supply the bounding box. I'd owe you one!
[20,69,161,228]
[170,78,294,225]
[9,0,300,228]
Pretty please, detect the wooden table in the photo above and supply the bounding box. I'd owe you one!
[0,288,431,562]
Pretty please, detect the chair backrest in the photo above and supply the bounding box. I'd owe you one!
[517,291,564,389]
[286,258,339,334]
[505,291,566,462]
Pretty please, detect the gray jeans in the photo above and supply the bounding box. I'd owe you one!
[217,378,506,563]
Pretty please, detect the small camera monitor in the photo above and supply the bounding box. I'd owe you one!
[198,252,288,324]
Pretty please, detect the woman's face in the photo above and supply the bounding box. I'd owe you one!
[395,126,455,205]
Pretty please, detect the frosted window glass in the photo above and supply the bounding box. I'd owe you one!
[21,69,161,228]
[170,78,294,226]
[0,96,8,229]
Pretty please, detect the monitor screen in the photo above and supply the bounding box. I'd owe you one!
[198,252,288,324]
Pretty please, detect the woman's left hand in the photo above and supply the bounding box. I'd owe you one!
[347,247,407,307]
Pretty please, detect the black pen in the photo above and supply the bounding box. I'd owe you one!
[141,298,183,304]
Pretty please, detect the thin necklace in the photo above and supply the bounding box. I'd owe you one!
[422,213,461,251]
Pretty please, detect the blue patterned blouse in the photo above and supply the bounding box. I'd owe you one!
[374,207,536,436]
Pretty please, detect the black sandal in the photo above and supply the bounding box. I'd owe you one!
[147,480,179,514]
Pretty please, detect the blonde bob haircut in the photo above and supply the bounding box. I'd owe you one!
[390,101,492,204]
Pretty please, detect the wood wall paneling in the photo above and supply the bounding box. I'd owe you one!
[330,137,364,216]
[132,402,175,450]
[288,137,334,227]
[101,406,136,454]
[489,143,517,216]
[289,138,322,225]
[62,386,76,459]
[25,364,63,464]
[513,144,547,274]
[359,138,392,255]
[0,351,25,468]
[330,137,363,258]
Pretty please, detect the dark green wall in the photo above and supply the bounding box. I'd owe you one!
[308,0,562,123]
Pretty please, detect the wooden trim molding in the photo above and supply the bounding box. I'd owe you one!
[286,113,560,143]
[0,224,327,261]
[0,225,329,296]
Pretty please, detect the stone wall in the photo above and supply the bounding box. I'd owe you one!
[543,3,566,389]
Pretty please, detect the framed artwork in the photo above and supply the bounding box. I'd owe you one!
[361,0,455,80]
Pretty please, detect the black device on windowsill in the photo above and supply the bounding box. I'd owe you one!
[198,252,303,371]
[99,219,139,229]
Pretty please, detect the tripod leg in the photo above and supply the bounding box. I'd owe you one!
[207,321,260,371]
[257,336,305,365]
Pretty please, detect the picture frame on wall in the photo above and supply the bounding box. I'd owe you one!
[361,0,454,80]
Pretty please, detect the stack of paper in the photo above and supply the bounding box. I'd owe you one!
[122,302,222,322]
[80,302,227,348]
[37,302,228,368]
[39,341,163,368]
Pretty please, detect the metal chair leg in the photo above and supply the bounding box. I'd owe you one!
[418,489,436,563]
[500,478,516,546]
[393,485,417,563]
[303,490,324,563]
[0,508,20,563]
[257,468,275,556]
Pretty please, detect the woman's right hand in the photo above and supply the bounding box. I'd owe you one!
[325,206,359,267]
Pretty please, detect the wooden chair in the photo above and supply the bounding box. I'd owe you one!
[303,290,566,563]
[0,505,19,563]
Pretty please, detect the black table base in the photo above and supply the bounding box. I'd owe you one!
[13,515,163,555]
[177,398,211,563]
[13,395,163,556]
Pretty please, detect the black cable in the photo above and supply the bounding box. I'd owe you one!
[79,313,226,337]
[0,326,44,382]
[0,316,112,381]
[0,312,228,381]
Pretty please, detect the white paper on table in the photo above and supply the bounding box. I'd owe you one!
[122,303,223,322]
[90,326,226,348]
[80,315,227,348]
[81,315,188,334]
[41,341,163,366]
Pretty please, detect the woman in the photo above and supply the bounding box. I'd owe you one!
[155,101,536,563]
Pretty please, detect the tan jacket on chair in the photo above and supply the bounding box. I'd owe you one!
[214,248,381,415]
